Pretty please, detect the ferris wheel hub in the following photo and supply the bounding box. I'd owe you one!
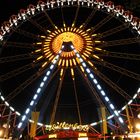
[44,27,93,58]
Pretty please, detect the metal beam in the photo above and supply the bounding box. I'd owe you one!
[99,24,128,39]
[92,68,132,99]
[82,9,97,29]
[0,53,36,63]
[96,50,140,60]
[6,68,44,101]
[44,11,56,28]
[73,79,82,125]
[50,69,65,124]
[4,41,36,49]
[91,14,112,33]
[72,6,80,27]
[98,37,140,48]
[29,18,48,35]
[0,62,41,82]
[77,67,104,107]
[92,60,140,81]
[13,28,41,41]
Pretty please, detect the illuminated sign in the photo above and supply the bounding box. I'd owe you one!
[79,133,87,137]
[46,122,89,131]
[48,134,57,138]
[78,138,88,140]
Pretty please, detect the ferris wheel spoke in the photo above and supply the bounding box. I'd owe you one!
[92,60,140,81]
[96,50,140,60]
[50,69,65,125]
[35,14,47,26]
[0,62,41,82]
[99,24,128,39]
[13,28,41,41]
[4,41,36,49]
[60,7,66,27]
[72,5,80,27]
[77,66,104,107]
[0,53,36,64]
[82,9,97,29]
[98,37,140,48]
[43,10,56,29]
[29,18,48,35]
[0,105,6,116]
[6,69,45,101]
[91,14,112,33]
[91,66,132,99]
[38,67,61,123]
[7,65,61,108]
[73,78,82,125]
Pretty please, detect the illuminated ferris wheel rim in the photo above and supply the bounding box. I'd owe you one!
[0,0,140,128]
[0,0,140,41]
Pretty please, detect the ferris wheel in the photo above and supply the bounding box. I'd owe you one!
[0,0,140,138]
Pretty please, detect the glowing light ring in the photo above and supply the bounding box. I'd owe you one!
[0,0,139,127]
[0,0,140,42]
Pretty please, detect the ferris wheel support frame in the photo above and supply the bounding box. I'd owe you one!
[70,44,129,132]
[13,46,64,138]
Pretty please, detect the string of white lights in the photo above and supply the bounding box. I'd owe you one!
[70,44,130,126]
[17,45,64,129]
